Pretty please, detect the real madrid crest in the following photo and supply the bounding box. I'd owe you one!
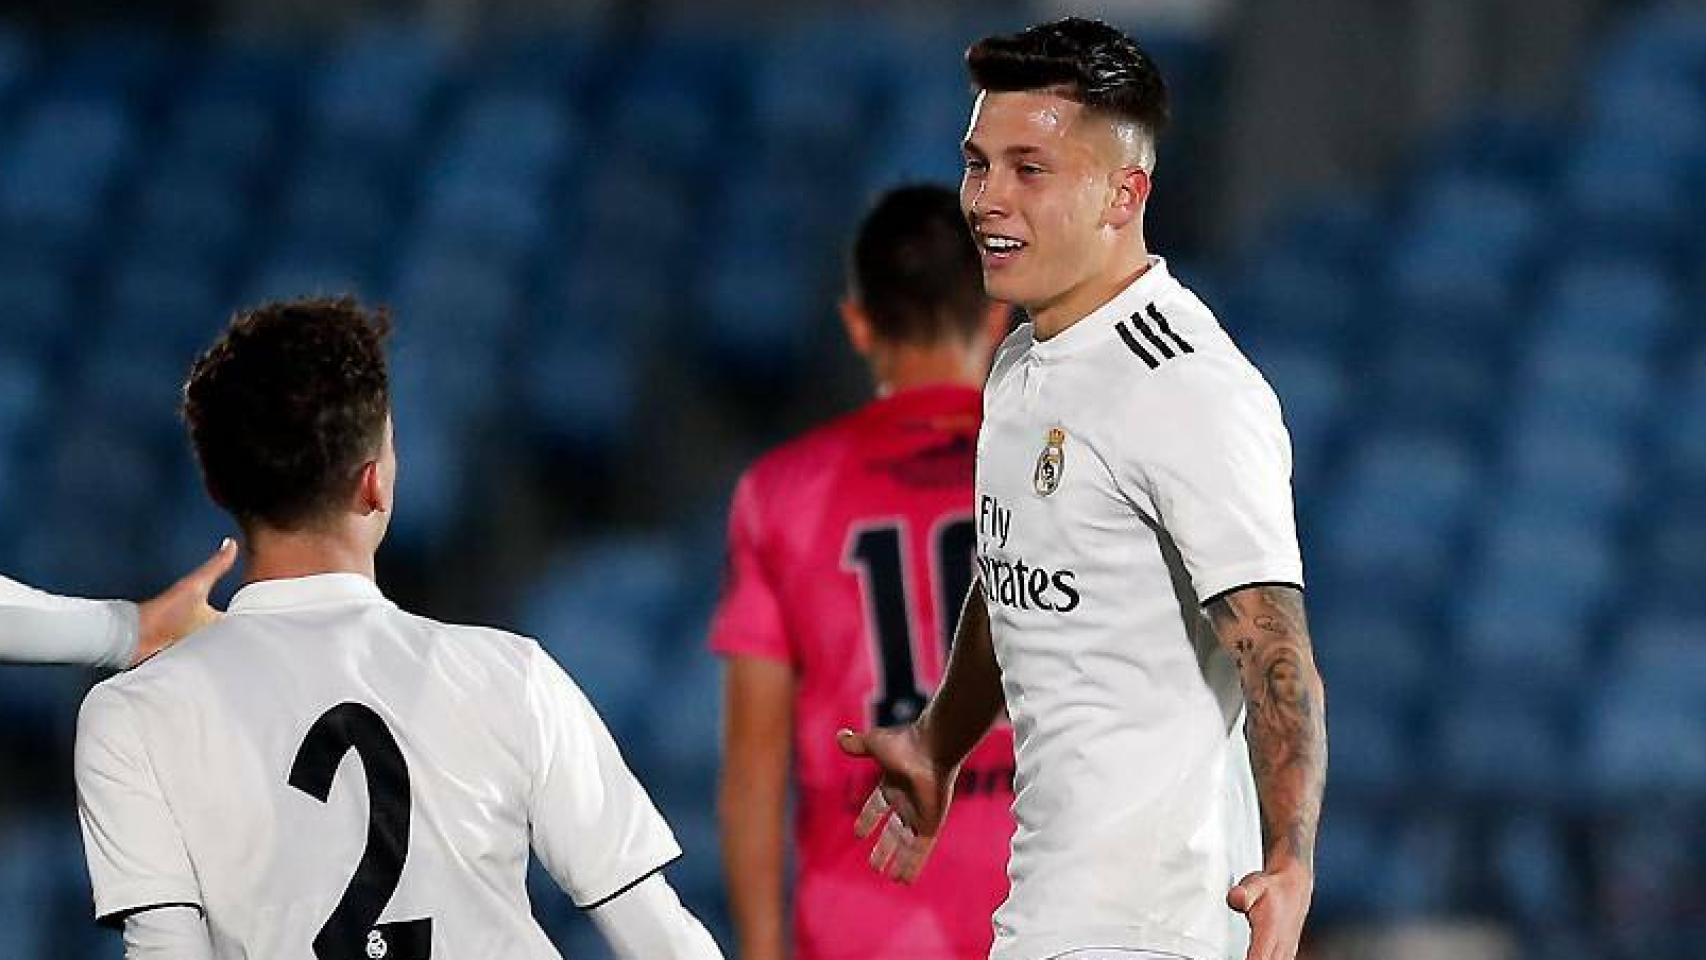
[1034,427,1066,496]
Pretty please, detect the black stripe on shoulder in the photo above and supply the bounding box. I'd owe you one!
[1115,321,1160,368]
[1146,303,1194,354]
[580,854,683,910]
[1200,581,1304,609]
[1128,310,1176,359]
[98,901,204,930]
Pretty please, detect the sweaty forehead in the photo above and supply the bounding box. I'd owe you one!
[964,90,1098,151]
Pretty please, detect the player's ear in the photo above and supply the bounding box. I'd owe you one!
[1105,166,1151,229]
[355,460,387,516]
[840,298,876,359]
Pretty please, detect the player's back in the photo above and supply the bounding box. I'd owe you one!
[78,573,678,959]
[710,385,1014,960]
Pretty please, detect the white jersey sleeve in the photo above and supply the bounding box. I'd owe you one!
[74,685,202,924]
[0,574,138,668]
[524,643,682,908]
[1117,366,1303,605]
[589,873,725,960]
[121,906,214,960]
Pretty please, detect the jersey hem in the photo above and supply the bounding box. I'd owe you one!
[578,853,682,910]
[1198,579,1304,609]
[96,899,204,930]
[991,925,1222,960]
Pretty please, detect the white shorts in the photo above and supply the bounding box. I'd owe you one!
[1049,952,1187,960]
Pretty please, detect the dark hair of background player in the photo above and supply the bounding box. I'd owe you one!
[182,295,392,533]
[848,184,989,346]
[966,17,1170,142]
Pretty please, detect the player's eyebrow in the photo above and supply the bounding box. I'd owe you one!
[961,142,1048,160]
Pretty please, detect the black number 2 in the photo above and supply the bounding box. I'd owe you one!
[289,703,433,960]
[846,516,977,727]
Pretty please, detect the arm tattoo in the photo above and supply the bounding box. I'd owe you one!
[1206,585,1326,871]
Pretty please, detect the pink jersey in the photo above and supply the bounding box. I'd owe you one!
[710,385,1016,960]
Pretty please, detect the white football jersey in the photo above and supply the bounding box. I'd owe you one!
[975,258,1302,960]
[75,573,681,959]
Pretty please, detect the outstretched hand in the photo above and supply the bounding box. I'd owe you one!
[134,538,239,665]
[1227,861,1313,960]
[836,725,957,884]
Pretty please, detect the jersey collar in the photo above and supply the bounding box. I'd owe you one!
[1030,255,1173,362]
[229,573,392,614]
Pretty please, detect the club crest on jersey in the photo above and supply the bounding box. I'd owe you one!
[1034,428,1066,496]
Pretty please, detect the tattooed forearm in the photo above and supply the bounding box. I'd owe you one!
[1207,585,1326,871]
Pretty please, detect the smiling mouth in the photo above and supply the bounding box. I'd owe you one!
[978,234,1026,260]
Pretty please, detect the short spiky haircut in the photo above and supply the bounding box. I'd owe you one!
[850,184,988,345]
[967,17,1170,166]
[183,296,391,533]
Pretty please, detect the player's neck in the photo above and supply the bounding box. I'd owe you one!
[872,342,983,396]
[1030,244,1153,342]
[242,527,379,586]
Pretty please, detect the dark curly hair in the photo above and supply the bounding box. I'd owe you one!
[182,296,392,532]
[967,18,1170,143]
[850,185,988,345]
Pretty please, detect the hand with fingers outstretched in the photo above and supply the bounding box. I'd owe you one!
[1227,860,1313,960]
[134,538,239,665]
[836,725,958,884]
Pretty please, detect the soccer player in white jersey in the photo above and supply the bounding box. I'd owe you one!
[0,542,235,668]
[838,19,1327,960]
[74,297,724,960]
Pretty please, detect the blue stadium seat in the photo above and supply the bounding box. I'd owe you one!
[576,151,694,260]
[1313,606,1428,711]
[641,653,721,794]
[1585,691,1706,799]
[309,22,449,153]
[162,96,280,184]
[1490,813,1574,925]
[47,28,176,100]
[1637,501,1706,615]
[1499,418,1637,524]
[1532,259,1675,358]
[1318,433,1480,611]
[1519,342,1654,433]
[1371,337,1502,437]
[382,393,465,551]
[1559,135,1693,255]
[0,24,32,104]
[1660,353,1706,479]
[437,91,576,186]
[130,171,251,267]
[1311,804,1389,919]
[278,161,395,264]
[1221,254,1361,355]
[1245,347,1343,486]
[1319,700,1409,802]
[1432,689,1567,801]
[520,325,640,455]
[0,815,64,959]
[694,247,816,386]
[0,262,72,355]
[1398,173,1542,274]
[0,97,134,237]
[1605,616,1706,706]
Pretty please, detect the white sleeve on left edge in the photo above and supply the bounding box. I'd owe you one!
[75,686,203,925]
[1118,370,1304,604]
[0,574,138,668]
[590,873,725,960]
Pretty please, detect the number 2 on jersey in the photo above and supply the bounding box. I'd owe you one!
[289,702,433,960]
[846,516,976,727]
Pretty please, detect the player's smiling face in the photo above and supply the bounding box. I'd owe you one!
[960,90,1125,312]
